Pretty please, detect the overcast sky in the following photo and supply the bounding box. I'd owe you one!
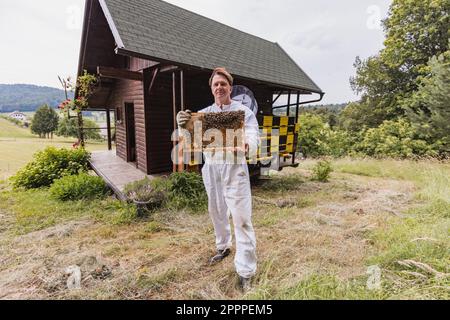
[0,0,391,104]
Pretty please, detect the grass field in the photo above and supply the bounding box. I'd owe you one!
[0,118,448,300]
[0,117,109,180]
[0,118,34,138]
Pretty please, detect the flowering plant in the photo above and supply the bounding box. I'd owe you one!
[57,71,98,147]
[58,97,88,113]
[58,71,97,114]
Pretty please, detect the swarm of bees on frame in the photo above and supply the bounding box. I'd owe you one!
[202,111,245,132]
[185,111,246,151]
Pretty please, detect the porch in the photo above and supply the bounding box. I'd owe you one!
[89,150,163,201]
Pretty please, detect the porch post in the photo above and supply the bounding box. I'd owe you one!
[293,92,301,165]
[295,92,300,120]
[106,107,112,151]
[172,71,177,173]
[287,90,291,117]
[180,69,184,111]
[178,70,185,172]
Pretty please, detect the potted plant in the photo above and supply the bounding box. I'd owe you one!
[124,179,165,216]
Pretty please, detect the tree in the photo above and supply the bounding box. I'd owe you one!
[407,49,450,155]
[299,106,340,128]
[350,56,406,124]
[31,104,59,138]
[350,0,449,126]
[382,0,449,81]
[57,117,102,140]
[338,100,387,132]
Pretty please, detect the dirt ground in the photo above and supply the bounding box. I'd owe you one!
[0,167,416,299]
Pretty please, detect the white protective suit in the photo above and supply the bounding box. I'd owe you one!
[199,100,259,278]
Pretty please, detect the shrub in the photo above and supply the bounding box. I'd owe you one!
[298,113,441,159]
[127,184,164,203]
[298,113,328,157]
[124,177,167,197]
[354,119,437,158]
[167,172,208,213]
[123,173,207,213]
[49,173,108,201]
[317,129,353,158]
[298,114,353,158]
[312,160,333,182]
[11,147,90,189]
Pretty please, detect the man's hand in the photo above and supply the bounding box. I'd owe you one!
[176,110,192,128]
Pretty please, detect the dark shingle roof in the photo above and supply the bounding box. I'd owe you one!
[102,0,323,93]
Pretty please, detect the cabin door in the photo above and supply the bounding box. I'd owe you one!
[125,102,136,163]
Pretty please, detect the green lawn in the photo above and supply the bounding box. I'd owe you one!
[0,118,34,138]
[0,158,448,299]
[0,117,110,179]
[254,158,450,300]
[0,117,448,300]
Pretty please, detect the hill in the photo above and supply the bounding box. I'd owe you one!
[0,84,73,112]
[273,102,349,117]
[305,102,349,112]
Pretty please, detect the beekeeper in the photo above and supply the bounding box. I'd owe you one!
[176,67,259,290]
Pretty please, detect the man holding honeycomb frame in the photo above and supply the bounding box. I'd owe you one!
[177,67,259,291]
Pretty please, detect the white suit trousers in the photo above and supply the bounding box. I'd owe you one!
[202,163,257,278]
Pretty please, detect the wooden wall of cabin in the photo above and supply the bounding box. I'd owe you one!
[143,71,177,174]
[81,0,129,109]
[140,68,277,175]
[107,79,147,172]
[142,69,226,174]
[129,57,158,72]
[183,72,214,111]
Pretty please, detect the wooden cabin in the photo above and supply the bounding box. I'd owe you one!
[77,0,324,176]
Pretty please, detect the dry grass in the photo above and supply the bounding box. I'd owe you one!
[3,158,439,300]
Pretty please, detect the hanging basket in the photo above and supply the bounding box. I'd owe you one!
[133,199,151,217]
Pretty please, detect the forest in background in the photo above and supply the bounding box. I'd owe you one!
[0,84,72,112]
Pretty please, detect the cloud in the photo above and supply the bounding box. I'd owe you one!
[0,0,390,104]
[0,0,85,88]
[284,19,341,52]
